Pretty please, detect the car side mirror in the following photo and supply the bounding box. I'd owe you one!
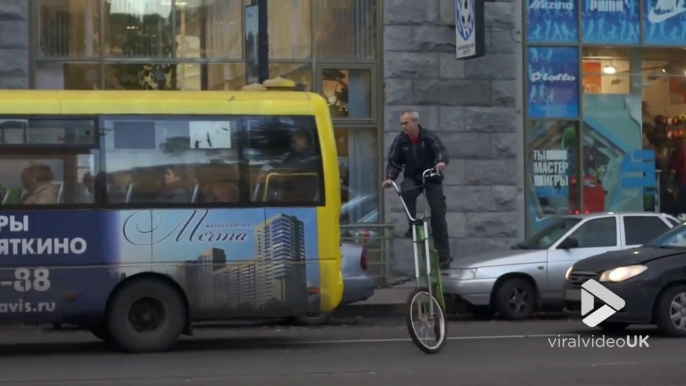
[558,237,579,250]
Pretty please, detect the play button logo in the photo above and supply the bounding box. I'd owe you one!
[581,279,626,327]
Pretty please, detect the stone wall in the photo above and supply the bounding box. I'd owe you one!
[383,0,525,274]
[0,0,29,89]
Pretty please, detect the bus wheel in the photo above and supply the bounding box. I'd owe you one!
[107,279,186,353]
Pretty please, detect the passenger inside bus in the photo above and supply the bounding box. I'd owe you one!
[281,130,319,168]
[79,172,95,203]
[203,180,239,203]
[106,174,127,204]
[158,165,191,203]
[20,164,60,205]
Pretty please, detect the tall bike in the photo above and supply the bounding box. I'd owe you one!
[385,168,447,354]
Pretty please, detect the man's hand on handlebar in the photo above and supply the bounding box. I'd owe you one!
[382,179,394,188]
[436,162,447,172]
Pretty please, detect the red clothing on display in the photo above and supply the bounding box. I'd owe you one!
[674,149,686,185]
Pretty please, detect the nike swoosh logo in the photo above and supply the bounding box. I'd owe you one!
[648,7,686,23]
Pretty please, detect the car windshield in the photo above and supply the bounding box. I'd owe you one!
[644,223,686,248]
[514,217,582,250]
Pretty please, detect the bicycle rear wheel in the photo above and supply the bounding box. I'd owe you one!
[405,287,447,354]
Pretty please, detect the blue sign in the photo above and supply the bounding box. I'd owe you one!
[527,46,580,119]
[527,0,578,43]
[643,0,686,45]
[581,0,640,44]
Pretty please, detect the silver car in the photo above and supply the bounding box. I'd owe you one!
[289,242,375,325]
[442,212,679,320]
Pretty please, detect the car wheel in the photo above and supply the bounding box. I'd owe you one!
[107,279,186,352]
[288,312,333,326]
[655,285,686,337]
[598,321,630,333]
[494,278,535,320]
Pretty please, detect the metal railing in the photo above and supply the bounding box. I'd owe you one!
[340,223,395,286]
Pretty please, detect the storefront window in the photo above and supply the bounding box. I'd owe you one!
[268,0,311,59]
[269,63,312,91]
[175,0,243,59]
[35,62,101,90]
[525,120,580,235]
[104,63,177,90]
[314,0,377,59]
[31,0,380,225]
[579,47,686,216]
[336,128,378,224]
[104,0,174,58]
[37,0,101,58]
[321,69,372,119]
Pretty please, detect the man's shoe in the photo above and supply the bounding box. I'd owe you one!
[438,257,453,270]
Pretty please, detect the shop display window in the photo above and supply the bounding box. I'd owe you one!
[525,120,580,235]
[580,47,686,218]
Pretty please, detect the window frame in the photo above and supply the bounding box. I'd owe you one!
[99,114,245,210]
[239,114,326,209]
[0,115,101,209]
[621,214,672,247]
[556,215,619,249]
[314,63,377,125]
[0,114,328,210]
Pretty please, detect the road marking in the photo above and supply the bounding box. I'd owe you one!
[299,333,578,345]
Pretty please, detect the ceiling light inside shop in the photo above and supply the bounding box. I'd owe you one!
[603,65,616,74]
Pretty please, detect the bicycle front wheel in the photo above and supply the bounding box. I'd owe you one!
[405,287,447,354]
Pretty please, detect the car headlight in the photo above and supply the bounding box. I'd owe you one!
[599,265,647,283]
[447,268,477,280]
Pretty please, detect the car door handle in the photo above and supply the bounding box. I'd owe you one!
[538,266,544,270]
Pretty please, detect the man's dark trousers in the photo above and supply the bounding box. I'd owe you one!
[400,177,450,260]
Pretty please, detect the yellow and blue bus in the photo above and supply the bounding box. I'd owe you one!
[0,90,342,352]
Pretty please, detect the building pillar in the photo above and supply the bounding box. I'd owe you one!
[0,0,29,89]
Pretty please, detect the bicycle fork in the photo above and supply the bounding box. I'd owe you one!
[412,222,435,319]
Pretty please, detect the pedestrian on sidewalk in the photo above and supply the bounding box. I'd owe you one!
[382,111,453,269]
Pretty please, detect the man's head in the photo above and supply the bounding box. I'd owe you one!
[400,111,420,137]
[291,131,310,152]
[82,172,95,193]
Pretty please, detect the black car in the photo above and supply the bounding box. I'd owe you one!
[563,223,686,337]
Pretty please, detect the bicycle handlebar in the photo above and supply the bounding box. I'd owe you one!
[384,168,441,223]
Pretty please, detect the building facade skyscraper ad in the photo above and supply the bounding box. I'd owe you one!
[254,214,307,308]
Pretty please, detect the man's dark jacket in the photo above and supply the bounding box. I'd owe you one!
[385,126,449,182]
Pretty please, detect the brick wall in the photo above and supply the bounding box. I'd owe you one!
[382,0,525,274]
[0,0,29,89]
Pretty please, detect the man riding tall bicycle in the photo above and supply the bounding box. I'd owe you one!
[382,111,453,269]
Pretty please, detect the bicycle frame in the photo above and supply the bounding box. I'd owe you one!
[386,168,441,316]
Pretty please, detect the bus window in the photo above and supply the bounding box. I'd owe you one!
[0,119,95,145]
[0,154,95,206]
[244,116,324,205]
[101,117,240,206]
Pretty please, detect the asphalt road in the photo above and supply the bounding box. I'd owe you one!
[0,317,683,386]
